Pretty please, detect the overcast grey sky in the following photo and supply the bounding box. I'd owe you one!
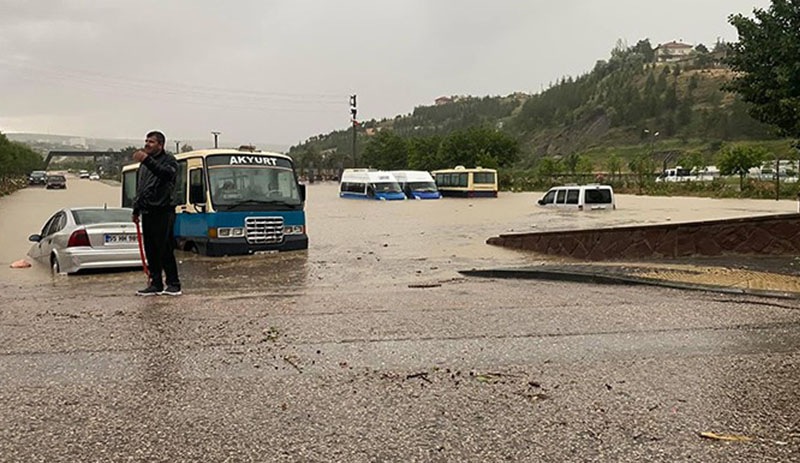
[0,0,771,148]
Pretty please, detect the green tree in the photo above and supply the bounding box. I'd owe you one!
[180,144,194,153]
[361,131,408,170]
[632,38,655,62]
[575,156,594,175]
[678,150,705,173]
[628,154,656,193]
[726,1,800,138]
[717,145,767,190]
[0,132,44,180]
[436,127,519,169]
[407,136,443,171]
[535,157,563,180]
[564,153,581,175]
[606,154,623,180]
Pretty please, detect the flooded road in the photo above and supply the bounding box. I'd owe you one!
[1,179,797,294]
[1,178,799,461]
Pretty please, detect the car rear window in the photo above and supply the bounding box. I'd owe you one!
[48,176,66,181]
[72,209,133,225]
[584,189,612,204]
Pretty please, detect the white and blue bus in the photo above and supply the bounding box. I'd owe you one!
[338,169,406,200]
[122,148,308,256]
[389,170,441,199]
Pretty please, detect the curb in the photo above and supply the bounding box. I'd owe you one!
[458,267,800,300]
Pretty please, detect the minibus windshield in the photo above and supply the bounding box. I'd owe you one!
[407,181,437,192]
[372,182,402,193]
[209,166,301,210]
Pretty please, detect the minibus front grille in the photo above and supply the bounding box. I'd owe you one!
[245,216,284,244]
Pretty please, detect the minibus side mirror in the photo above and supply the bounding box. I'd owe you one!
[537,199,544,205]
[29,234,41,242]
[298,183,306,202]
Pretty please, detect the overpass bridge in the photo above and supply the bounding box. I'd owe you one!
[44,151,129,172]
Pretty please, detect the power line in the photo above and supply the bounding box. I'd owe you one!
[0,58,346,104]
[0,68,346,114]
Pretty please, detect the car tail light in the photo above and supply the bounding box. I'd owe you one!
[67,229,91,247]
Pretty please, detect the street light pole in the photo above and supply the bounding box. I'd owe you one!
[644,129,661,171]
[175,141,180,154]
[211,131,221,149]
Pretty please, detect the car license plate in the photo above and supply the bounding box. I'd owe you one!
[104,233,137,244]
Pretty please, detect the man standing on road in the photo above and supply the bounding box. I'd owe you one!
[132,131,182,296]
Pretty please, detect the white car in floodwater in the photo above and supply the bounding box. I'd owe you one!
[27,207,143,274]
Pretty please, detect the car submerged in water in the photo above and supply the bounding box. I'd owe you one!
[45,174,67,189]
[28,207,142,275]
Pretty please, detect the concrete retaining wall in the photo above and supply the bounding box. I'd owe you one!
[487,213,800,260]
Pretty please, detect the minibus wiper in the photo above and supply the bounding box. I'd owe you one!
[224,199,294,210]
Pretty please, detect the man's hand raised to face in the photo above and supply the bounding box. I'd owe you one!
[132,150,149,162]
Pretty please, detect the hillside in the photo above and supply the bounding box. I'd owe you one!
[289,40,783,173]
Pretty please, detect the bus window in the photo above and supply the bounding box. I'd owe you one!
[189,168,206,204]
[173,161,188,206]
[473,172,495,184]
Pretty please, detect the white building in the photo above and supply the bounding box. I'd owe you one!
[655,41,694,62]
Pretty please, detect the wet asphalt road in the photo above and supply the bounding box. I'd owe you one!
[1,179,799,462]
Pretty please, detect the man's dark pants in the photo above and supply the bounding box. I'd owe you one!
[142,208,180,289]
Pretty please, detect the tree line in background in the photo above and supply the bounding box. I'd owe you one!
[0,132,44,194]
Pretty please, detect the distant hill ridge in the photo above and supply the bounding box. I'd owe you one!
[290,39,778,168]
[6,133,289,154]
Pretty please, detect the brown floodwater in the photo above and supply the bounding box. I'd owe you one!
[1,178,796,296]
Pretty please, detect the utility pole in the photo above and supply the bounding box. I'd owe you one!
[175,141,181,154]
[211,131,221,149]
[350,94,357,167]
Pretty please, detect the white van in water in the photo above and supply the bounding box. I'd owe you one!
[389,170,441,199]
[537,184,616,210]
[339,169,406,200]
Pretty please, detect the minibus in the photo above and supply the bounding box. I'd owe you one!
[122,148,308,256]
[389,170,441,199]
[339,169,406,200]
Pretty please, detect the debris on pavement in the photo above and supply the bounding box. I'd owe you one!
[10,259,31,269]
[698,432,752,442]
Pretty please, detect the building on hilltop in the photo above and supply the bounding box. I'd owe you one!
[655,41,694,62]
[435,96,453,106]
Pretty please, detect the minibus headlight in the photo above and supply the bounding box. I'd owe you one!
[283,225,304,235]
[215,227,244,238]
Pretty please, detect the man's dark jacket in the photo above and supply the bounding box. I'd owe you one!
[133,150,178,215]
